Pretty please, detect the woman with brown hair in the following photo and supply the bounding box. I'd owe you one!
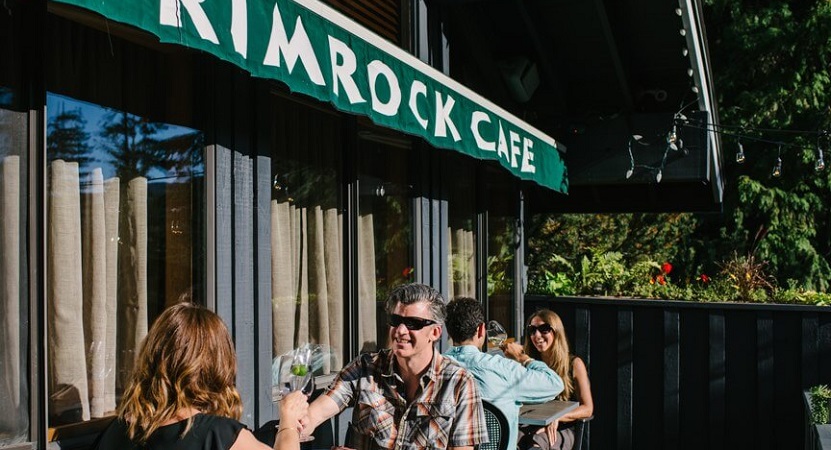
[515,309,593,450]
[93,302,307,450]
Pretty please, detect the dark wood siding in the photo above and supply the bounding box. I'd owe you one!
[323,0,401,46]
[525,296,831,450]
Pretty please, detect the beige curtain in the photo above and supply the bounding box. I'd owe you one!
[271,201,347,372]
[448,227,476,299]
[47,160,148,422]
[81,169,120,417]
[357,213,378,352]
[1,155,20,429]
[116,177,148,393]
[48,160,90,421]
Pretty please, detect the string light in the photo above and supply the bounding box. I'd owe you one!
[679,119,830,178]
[772,145,782,177]
[622,87,830,184]
[736,140,746,164]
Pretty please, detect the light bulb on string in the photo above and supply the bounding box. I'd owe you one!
[772,145,783,178]
[815,132,826,172]
[772,157,782,177]
[735,140,745,164]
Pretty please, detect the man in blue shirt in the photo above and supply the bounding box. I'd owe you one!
[443,297,564,448]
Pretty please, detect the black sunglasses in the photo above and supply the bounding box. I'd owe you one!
[388,314,437,330]
[527,323,554,335]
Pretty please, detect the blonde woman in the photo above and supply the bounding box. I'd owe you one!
[513,309,593,450]
[93,302,307,450]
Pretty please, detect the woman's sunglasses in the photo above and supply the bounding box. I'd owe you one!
[527,323,555,335]
[389,314,437,330]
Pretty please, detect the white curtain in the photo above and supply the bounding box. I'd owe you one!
[448,227,476,299]
[271,199,380,371]
[357,213,378,352]
[272,201,348,372]
[0,155,20,436]
[81,169,120,417]
[47,160,147,422]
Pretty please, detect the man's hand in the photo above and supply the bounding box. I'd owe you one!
[501,342,526,362]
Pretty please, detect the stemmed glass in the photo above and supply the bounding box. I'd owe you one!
[274,345,315,441]
[486,320,508,352]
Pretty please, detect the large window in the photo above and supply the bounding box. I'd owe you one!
[0,1,29,445]
[45,16,205,428]
[358,126,413,352]
[265,93,345,374]
[486,169,518,339]
[446,154,477,300]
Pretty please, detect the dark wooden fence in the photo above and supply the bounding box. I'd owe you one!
[524,295,831,450]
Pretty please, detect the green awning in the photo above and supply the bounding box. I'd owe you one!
[54,0,568,193]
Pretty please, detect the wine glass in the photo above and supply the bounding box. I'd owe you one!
[486,320,508,352]
[273,346,315,442]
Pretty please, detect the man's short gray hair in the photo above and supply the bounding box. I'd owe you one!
[384,283,446,325]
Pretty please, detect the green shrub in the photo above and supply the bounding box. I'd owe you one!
[525,249,829,305]
[810,384,831,425]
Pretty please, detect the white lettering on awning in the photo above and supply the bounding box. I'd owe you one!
[231,0,247,57]
[329,36,366,104]
[368,60,401,116]
[263,3,326,86]
[160,0,218,44]
[471,111,495,151]
[409,80,429,130]
[435,92,460,142]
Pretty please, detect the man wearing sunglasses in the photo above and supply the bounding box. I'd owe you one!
[301,283,488,450]
[443,297,564,449]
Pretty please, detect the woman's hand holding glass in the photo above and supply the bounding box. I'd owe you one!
[274,345,316,442]
[278,391,309,434]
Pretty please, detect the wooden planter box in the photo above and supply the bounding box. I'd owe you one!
[805,391,831,450]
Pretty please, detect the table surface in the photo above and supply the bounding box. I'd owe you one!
[518,400,579,426]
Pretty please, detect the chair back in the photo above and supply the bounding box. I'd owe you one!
[480,400,510,450]
[572,415,594,450]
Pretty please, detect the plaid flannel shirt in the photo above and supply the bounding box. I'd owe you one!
[324,348,488,450]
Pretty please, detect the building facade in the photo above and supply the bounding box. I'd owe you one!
[0,1,573,448]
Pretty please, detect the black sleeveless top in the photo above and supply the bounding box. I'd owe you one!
[93,414,246,450]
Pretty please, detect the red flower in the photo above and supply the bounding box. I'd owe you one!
[402,267,414,277]
[698,274,710,283]
[656,274,666,285]
[661,262,673,275]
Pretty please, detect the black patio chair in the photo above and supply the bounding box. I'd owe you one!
[572,415,594,450]
[481,400,510,450]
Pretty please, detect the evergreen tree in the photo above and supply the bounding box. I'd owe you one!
[47,107,93,170]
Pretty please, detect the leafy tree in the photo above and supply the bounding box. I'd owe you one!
[527,1,831,296]
[702,0,831,290]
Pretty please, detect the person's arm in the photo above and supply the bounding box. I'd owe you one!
[300,395,341,436]
[275,391,309,450]
[556,357,594,423]
[300,356,362,436]
[499,342,564,404]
